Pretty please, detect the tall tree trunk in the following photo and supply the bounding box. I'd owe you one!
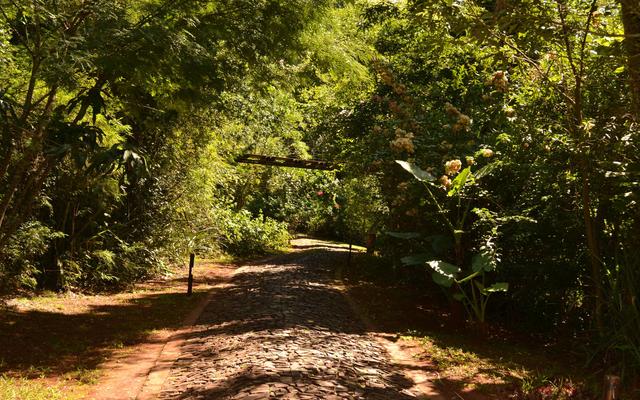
[556,0,604,331]
[579,161,604,331]
[620,0,640,120]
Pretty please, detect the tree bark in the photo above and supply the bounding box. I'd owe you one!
[620,0,640,120]
[557,0,604,331]
[579,160,604,331]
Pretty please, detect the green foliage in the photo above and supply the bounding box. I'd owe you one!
[217,210,290,257]
[427,260,460,288]
[395,160,436,182]
[333,176,388,241]
[1,0,639,389]
[0,0,334,291]
[342,0,640,385]
[0,222,64,290]
[395,160,512,322]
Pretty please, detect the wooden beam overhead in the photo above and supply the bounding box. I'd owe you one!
[235,154,340,171]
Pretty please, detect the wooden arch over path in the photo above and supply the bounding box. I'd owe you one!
[235,153,373,254]
[235,154,341,171]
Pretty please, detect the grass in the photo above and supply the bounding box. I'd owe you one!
[0,262,230,399]
[340,252,593,399]
[399,330,586,399]
[0,367,101,399]
[0,375,69,400]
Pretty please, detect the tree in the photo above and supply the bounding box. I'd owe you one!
[620,0,640,119]
[0,0,327,288]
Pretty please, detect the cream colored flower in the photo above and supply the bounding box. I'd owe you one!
[444,102,471,133]
[390,137,415,153]
[481,148,494,158]
[445,159,462,175]
[466,156,475,166]
[439,175,452,188]
[490,71,509,93]
[445,102,461,117]
[390,129,415,153]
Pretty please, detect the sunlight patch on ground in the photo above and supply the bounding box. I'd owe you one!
[292,236,368,252]
[401,332,584,398]
[0,374,87,400]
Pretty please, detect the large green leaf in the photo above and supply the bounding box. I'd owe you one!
[426,260,460,278]
[432,272,454,288]
[385,231,421,239]
[395,160,436,182]
[474,162,500,179]
[401,253,432,266]
[447,167,472,197]
[471,253,494,272]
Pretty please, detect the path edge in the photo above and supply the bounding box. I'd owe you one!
[336,266,446,400]
[134,252,287,399]
[135,289,215,400]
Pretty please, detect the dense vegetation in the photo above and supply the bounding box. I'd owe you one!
[2,0,639,393]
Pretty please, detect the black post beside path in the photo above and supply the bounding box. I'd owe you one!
[348,240,353,267]
[604,375,620,400]
[187,253,195,296]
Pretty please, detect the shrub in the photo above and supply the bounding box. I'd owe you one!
[0,222,64,291]
[218,210,290,256]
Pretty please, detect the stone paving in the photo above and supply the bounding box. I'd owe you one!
[158,242,424,399]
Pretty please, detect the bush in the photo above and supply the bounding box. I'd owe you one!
[0,222,64,291]
[218,210,290,256]
[57,241,166,291]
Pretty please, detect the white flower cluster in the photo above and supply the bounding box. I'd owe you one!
[390,128,415,154]
[444,103,472,133]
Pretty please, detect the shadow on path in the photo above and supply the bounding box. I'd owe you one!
[160,244,423,399]
[0,265,235,377]
[0,292,211,376]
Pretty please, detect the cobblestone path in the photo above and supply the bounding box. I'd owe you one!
[158,241,425,399]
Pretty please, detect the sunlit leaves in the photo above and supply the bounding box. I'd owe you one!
[471,253,494,272]
[427,260,461,288]
[447,166,472,196]
[396,160,436,182]
[483,282,509,293]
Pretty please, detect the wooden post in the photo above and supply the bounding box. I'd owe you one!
[187,253,195,296]
[604,375,620,400]
[366,232,376,254]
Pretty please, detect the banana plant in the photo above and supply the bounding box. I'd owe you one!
[395,160,508,323]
